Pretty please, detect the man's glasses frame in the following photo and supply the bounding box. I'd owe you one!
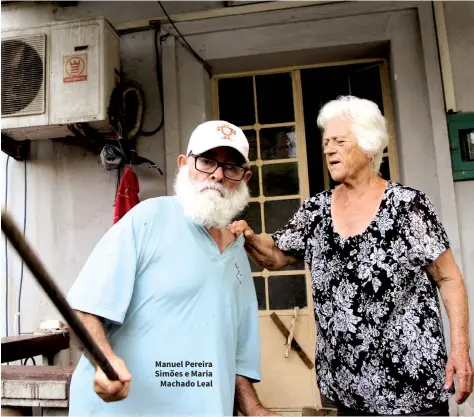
[189,153,248,181]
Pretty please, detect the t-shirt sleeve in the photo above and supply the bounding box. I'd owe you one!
[271,199,313,261]
[67,207,142,325]
[236,268,261,383]
[404,191,450,267]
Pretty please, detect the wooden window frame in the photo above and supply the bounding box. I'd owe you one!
[212,58,400,316]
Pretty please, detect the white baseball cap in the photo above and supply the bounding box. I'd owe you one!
[186,120,250,164]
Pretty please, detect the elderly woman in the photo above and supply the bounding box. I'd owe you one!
[229,96,473,416]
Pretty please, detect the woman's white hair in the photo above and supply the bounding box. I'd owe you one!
[317,95,389,173]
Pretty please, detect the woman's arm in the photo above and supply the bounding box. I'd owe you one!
[427,249,473,404]
[228,221,300,270]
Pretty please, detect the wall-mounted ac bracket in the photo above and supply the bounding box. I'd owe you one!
[1,133,30,161]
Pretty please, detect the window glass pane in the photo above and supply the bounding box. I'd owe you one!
[256,73,294,124]
[349,64,384,115]
[218,77,254,126]
[245,130,258,162]
[460,129,474,162]
[249,255,263,273]
[265,199,301,235]
[379,156,391,180]
[262,163,299,197]
[268,275,307,310]
[238,202,261,234]
[260,127,297,160]
[283,260,306,271]
[253,278,266,310]
[248,166,259,198]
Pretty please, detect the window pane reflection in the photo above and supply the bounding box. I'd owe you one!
[460,129,474,162]
[256,73,294,124]
[248,166,259,198]
[245,130,258,162]
[253,278,266,310]
[238,202,261,234]
[262,163,299,197]
[218,77,255,126]
[260,127,297,160]
[283,260,306,271]
[249,255,263,273]
[379,156,391,180]
[269,275,307,310]
[265,199,301,235]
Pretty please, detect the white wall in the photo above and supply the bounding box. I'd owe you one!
[1,3,171,351]
[444,3,474,415]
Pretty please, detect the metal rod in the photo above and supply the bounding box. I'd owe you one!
[1,211,119,381]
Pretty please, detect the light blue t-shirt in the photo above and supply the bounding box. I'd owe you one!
[67,196,261,416]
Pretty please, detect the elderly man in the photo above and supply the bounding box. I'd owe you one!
[229,96,473,416]
[67,121,273,416]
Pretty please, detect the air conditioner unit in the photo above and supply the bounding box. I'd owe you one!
[1,18,120,140]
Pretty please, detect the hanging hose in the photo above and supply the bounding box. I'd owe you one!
[108,80,145,142]
[139,28,164,136]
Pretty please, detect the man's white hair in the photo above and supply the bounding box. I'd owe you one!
[317,96,389,173]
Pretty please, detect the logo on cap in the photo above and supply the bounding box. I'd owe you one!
[217,124,236,140]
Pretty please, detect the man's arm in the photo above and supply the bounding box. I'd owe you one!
[228,221,299,271]
[75,311,116,360]
[74,310,132,403]
[427,249,473,404]
[235,375,278,416]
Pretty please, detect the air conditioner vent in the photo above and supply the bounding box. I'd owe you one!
[1,34,46,117]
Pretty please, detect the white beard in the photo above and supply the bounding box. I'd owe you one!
[174,165,250,229]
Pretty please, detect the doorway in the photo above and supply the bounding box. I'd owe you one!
[212,58,399,414]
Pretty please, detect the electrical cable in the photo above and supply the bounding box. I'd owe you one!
[139,29,165,136]
[4,155,10,338]
[158,1,212,78]
[23,357,36,366]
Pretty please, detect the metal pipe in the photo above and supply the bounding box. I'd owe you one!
[432,1,457,112]
[1,210,119,381]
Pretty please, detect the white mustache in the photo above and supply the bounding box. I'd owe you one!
[198,183,225,195]
[174,166,249,229]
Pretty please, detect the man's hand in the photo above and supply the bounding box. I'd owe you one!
[94,356,132,402]
[445,346,473,404]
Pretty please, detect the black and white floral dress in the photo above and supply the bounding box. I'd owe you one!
[272,181,452,415]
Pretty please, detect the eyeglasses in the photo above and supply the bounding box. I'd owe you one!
[191,154,247,181]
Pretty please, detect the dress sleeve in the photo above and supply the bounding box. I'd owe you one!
[271,198,314,261]
[404,191,450,267]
